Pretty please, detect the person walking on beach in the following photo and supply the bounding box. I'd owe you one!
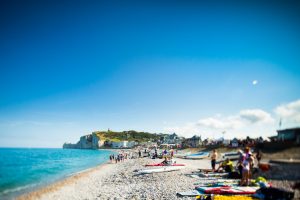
[211,149,217,172]
[138,150,142,158]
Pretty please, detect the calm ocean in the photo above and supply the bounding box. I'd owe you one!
[0,148,113,200]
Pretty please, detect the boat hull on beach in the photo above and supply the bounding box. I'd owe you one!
[220,152,240,161]
[184,152,210,159]
[174,151,191,158]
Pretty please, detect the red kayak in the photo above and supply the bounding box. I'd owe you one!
[145,163,185,167]
[196,186,257,195]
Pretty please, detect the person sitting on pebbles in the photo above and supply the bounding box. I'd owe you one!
[161,157,169,165]
[217,158,234,173]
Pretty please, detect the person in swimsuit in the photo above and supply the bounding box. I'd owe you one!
[211,149,218,172]
[240,150,254,186]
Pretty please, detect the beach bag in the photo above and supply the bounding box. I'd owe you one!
[257,187,294,200]
[258,163,270,171]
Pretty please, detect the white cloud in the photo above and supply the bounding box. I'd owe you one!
[163,109,275,139]
[240,109,274,124]
[197,116,244,129]
[163,100,300,139]
[275,99,300,123]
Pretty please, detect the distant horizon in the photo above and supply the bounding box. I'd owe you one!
[1,0,300,148]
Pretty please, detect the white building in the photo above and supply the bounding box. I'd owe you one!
[111,141,136,148]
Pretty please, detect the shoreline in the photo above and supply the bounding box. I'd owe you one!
[17,161,113,200]
[16,149,121,200]
[16,157,212,200]
[16,153,300,199]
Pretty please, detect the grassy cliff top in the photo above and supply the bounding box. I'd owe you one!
[93,130,164,142]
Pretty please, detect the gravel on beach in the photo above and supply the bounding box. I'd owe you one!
[19,156,209,200]
[19,155,299,200]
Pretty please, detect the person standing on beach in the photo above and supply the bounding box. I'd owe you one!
[236,149,244,177]
[240,147,254,186]
[170,149,174,159]
[256,150,262,164]
[211,149,217,172]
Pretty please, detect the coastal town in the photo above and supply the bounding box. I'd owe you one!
[63,127,300,150]
[18,128,298,199]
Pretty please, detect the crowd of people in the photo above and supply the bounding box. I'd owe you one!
[211,147,263,186]
[109,151,133,163]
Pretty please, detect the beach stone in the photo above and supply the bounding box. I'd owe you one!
[25,150,299,200]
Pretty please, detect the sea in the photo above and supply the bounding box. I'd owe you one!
[0,148,114,200]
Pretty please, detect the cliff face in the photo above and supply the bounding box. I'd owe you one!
[63,133,102,149]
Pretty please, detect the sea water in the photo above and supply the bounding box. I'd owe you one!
[0,148,113,199]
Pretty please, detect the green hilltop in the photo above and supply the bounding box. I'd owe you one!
[93,130,165,142]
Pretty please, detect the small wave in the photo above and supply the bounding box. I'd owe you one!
[0,183,37,195]
[67,167,95,177]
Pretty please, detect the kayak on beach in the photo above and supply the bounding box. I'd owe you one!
[197,172,229,178]
[145,163,185,167]
[193,179,239,186]
[137,165,185,174]
[176,190,201,197]
[196,186,258,195]
[198,168,214,173]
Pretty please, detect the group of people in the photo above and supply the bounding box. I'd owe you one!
[162,148,174,159]
[109,152,130,163]
[146,148,176,159]
[211,147,262,186]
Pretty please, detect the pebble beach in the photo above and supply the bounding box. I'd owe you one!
[18,153,300,200]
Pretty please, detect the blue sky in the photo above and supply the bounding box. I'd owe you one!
[1,0,300,147]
